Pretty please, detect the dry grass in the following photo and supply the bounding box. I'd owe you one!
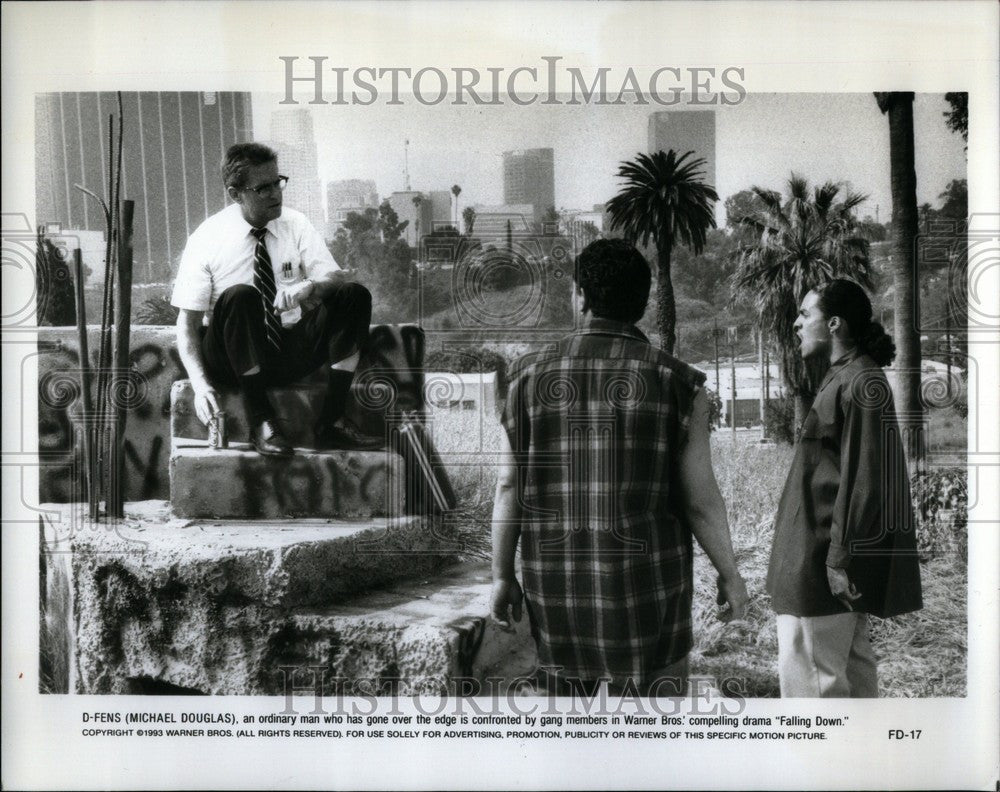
[433,410,968,698]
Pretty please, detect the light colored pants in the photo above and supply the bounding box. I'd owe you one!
[776,613,878,698]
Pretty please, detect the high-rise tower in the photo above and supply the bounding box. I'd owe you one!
[267,109,325,236]
[502,148,555,223]
[647,111,716,188]
[35,91,254,281]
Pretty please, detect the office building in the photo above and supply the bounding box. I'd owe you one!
[267,109,325,235]
[502,148,555,223]
[35,91,254,282]
[647,110,716,188]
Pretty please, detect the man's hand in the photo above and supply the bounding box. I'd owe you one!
[193,383,220,426]
[827,567,861,611]
[716,573,749,622]
[273,279,315,312]
[490,578,523,631]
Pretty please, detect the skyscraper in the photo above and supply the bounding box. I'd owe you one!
[267,109,325,236]
[647,110,717,188]
[35,91,254,282]
[502,148,555,223]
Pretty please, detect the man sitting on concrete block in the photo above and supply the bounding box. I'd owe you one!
[172,142,380,456]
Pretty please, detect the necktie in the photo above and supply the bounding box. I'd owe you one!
[250,227,282,352]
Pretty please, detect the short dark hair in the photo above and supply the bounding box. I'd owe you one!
[221,142,277,190]
[815,278,896,367]
[573,239,651,323]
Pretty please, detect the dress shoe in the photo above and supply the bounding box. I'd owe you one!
[250,419,294,457]
[315,419,384,451]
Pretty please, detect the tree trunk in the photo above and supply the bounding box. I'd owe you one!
[657,240,676,354]
[886,93,924,466]
[793,393,810,437]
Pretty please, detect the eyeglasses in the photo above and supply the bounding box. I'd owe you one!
[245,175,289,196]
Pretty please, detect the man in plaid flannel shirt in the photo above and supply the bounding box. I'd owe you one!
[491,239,748,696]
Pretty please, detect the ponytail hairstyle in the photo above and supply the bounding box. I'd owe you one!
[815,279,896,367]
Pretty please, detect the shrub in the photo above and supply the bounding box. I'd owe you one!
[763,395,796,445]
[911,467,968,560]
[136,294,179,325]
[425,347,508,375]
[704,387,722,432]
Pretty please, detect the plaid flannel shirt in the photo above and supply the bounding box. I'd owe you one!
[501,318,706,685]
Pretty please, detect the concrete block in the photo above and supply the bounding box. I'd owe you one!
[169,445,404,519]
[37,324,425,503]
[41,503,533,696]
[277,563,537,696]
[170,378,328,448]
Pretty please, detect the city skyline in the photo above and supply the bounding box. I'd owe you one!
[35,91,254,280]
[255,92,966,225]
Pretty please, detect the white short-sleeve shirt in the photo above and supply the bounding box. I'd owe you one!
[170,203,340,326]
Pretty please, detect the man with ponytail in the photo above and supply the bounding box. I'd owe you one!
[767,279,922,697]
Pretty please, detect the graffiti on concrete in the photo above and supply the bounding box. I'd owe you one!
[38,324,427,503]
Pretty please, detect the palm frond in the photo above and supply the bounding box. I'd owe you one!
[730,171,874,393]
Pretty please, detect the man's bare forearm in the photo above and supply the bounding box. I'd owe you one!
[491,465,522,581]
[176,310,212,391]
[678,391,741,582]
[687,485,741,582]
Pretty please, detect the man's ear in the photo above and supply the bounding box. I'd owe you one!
[828,315,843,336]
[574,283,590,314]
[227,185,242,204]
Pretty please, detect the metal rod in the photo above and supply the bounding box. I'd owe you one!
[73,249,95,517]
[110,200,134,518]
[94,112,118,519]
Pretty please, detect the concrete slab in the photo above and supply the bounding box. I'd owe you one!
[169,444,404,519]
[281,563,537,696]
[42,502,494,695]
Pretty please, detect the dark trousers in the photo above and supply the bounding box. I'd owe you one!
[201,282,372,387]
[535,655,689,698]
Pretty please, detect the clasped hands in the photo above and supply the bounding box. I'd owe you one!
[273,278,315,312]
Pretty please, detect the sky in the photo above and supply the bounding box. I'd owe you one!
[253,92,967,222]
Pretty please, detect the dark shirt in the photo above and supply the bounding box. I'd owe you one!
[501,318,706,684]
[767,350,923,618]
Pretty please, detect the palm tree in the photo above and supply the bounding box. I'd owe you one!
[875,92,922,460]
[731,174,873,427]
[462,205,476,236]
[606,150,717,354]
[451,184,462,227]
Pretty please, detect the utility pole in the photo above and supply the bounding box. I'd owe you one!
[765,346,771,401]
[728,325,738,437]
[404,139,411,191]
[758,328,767,441]
[946,252,954,398]
[713,319,721,395]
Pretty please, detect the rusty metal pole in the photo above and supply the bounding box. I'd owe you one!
[73,248,96,516]
[109,201,135,518]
